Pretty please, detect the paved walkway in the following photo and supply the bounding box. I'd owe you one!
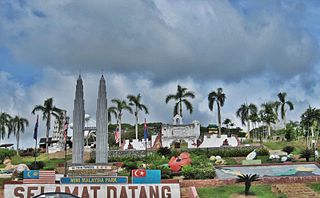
[273,183,320,198]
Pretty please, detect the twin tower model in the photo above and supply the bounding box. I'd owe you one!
[72,75,108,164]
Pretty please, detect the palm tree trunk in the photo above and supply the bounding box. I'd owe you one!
[247,121,251,139]
[217,103,221,138]
[179,98,182,117]
[119,116,122,148]
[46,122,50,153]
[16,132,20,156]
[135,107,138,140]
[268,124,271,137]
[283,116,287,130]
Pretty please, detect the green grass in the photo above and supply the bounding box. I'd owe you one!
[224,157,238,165]
[263,140,307,155]
[10,153,71,170]
[307,183,320,192]
[197,185,285,198]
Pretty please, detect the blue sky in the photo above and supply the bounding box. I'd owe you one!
[0,0,320,148]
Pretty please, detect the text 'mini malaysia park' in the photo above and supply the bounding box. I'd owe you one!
[1,1,320,198]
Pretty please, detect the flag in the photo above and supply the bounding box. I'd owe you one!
[63,118,69,143]
[23,170,55,184]
[114,127,119,143]
[33,115,39,141]
[132,169,161,184]
[23,170,39,179]
[144,118,148,141]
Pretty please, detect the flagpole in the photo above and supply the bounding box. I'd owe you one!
[33,115,39,169]
[144,118,148,167]
[64,116,69,177]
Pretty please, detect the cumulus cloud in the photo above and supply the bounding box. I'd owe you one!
[0,0,318,83]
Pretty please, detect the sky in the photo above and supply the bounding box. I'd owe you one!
[0,0,320,148]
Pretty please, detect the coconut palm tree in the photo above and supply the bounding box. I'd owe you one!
[7,116,29,155]
[32,98,63,153]
[165,85,195,117]
[275,92,294,129]
[300,106,320,148]
[236,103,257,138]
[111,99,133,147]
[0,112,11,141]
[236,174,260,195]
[108,106,118,124]
[127,94,149,140]
[260,102,278,137]
[208,88,226,138]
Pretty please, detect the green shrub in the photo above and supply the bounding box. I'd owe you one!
[157,147,172,157]
[182,165,215,179]
[27,161,45,170]
[300,149,312,162]
[124,161,138,173]
[282,146,295,154]
[0,149,16,163]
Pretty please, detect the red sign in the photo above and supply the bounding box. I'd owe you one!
[132,169,146,177]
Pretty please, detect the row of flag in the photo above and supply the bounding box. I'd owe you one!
[33,115,147,144]
[114,118,148,143]
[33,115,69,143]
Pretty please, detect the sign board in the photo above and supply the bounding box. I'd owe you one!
[132,169,161,184]
[60,176,128,184]
[68,165,113,170]
[4,184,180,198]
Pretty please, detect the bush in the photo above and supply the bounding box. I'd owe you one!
[124,161,138,173]
[157,147,172,157]
[282,146,295,154]
[300,149,312,162]
[0,149,16,163]
[27,161,45,170]
[182,165,215,179]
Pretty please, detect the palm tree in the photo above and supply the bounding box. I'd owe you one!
[300,106,320,149]
[260,102,278,137]
[165,85,195,117]
[275,92,294,129]
[236,174,260,195]
[208,88,226,138]
[32,98,63,153]
[236,103,257,138]
[111,99,133,147]
[127,94,149,140]
[8,116,29,155]
[0,112,11,141]
[108,106,118,124]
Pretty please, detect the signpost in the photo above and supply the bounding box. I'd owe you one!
[60,176,128,184]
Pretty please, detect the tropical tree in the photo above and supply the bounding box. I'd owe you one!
[208,88,226,138]
[300,106,320,148]
[7,116,29,155]
[260,102,278,137]
[275,92,294,129]
[32,98,63,153]
[111,99,133,147]
[165,85,195,117]
[108,106,118,124]
[127,94,149,140]
[223,118,231,137]
[236,174,260,195]
[236,103,257,138]
[0,112,11,141]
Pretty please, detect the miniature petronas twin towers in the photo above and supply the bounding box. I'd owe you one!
[72,75,108,164]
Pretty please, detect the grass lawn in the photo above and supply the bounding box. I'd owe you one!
[263,140,307,155]
[10,153,71,170]
[197,185,285,198]
[307,183,320,192]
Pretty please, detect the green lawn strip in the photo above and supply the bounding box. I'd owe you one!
[262,141,306,155]
[224,157,238,165]
[307,183,320,192]
[10,153,72,170]
[197,184,282,198]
